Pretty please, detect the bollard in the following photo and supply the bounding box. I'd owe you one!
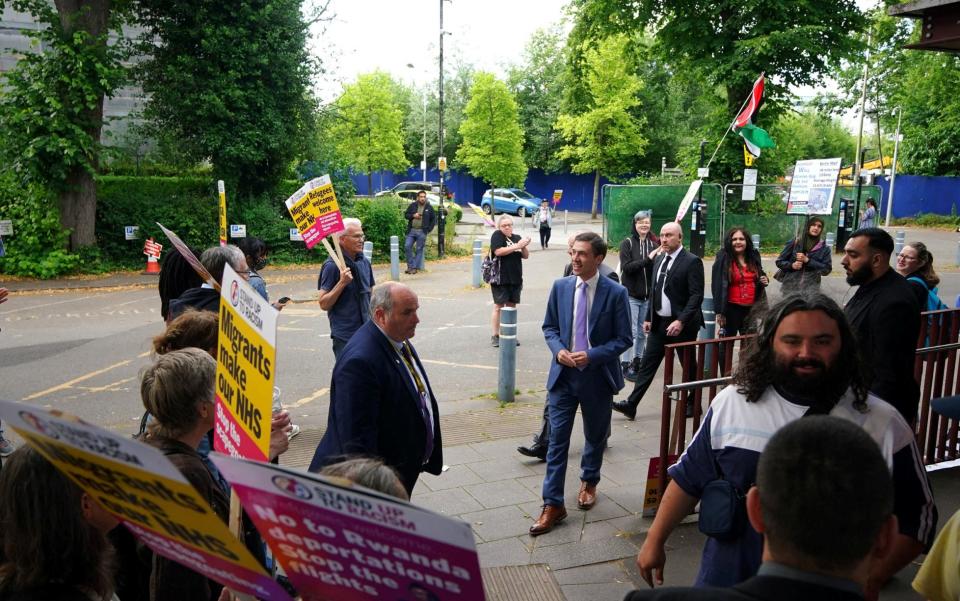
[825,232,835,249]
[362,240,373,263]
[956,240,960,268]
[894,231,906,259]
[699,297,716,376]
[751,234,760,249]
[498,307,517,403]
[390,235,400,281]
[563,210,568,234]
[472,238,483,288]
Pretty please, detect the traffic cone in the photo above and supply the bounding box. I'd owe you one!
[143,254,161,275]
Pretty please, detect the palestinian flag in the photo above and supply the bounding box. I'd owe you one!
[734,74,776,158]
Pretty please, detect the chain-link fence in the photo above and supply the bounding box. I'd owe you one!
[603,183,883,254]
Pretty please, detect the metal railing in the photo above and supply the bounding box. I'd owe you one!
[652,308,960,506]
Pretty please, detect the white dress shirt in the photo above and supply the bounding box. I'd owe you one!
[572,270,600,350]
[655,246,683,318]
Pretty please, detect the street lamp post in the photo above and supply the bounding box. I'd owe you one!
[885,106,902,227]
[437,0,451,258]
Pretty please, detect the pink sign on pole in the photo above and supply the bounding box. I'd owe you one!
[211,455,485,601]
[285,176,346,250]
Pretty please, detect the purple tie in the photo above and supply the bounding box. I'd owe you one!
[574,281,589,354]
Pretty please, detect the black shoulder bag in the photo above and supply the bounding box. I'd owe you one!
[698,455,747,541]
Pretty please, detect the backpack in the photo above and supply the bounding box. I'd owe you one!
[907,276,947,311]
[481,255,501,285]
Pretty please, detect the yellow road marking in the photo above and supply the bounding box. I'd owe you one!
[24,360,133,400]
[288,387,329,408]
[76,377,135,393]
[278,326,313,332]
[23,351,150,400]
[420,359,497,370]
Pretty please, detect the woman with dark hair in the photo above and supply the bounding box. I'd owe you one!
[896,241,944,311]
[0,447,118,601]
[712,227,768,336]
[238,237,287,311]
[158,247,204,322]
[774,216,831,294]
[139,348,228,601]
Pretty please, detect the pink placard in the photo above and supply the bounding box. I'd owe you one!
[212,456,484,601]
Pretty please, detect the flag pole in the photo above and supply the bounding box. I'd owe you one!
[705,73,765,169]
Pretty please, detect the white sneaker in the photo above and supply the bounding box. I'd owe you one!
[287,424,301,441]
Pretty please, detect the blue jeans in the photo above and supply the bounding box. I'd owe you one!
[620,297,648,363]
[542,367,612,506]
[405,229,426,269]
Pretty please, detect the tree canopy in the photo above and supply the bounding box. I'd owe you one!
[135,0,316,200]
[457,72,527,190]
[0,0,129,250]
[330,71,408,194]
[555,34,647,217]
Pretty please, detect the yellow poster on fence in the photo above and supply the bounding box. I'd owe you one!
[218,180,228,247]
[0,400,290,600]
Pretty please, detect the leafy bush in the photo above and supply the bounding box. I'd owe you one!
[0,173,80,278]
[351,199,408,261]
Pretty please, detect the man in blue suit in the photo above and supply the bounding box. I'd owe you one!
[531,232,632,535]
[308,282,442,495]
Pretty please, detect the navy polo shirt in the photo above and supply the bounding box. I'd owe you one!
[318,253,374,342]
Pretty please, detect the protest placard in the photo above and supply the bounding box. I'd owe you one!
[552,189,562,206]
[674,179,703,222]
[157,222,219,289]
[284,176,346,258]
[0,399,290,601]
[219,180,228,247]
[211,455,485,601]
[466,202,495,227]
[786,158,842,215]
[214,263,277,462]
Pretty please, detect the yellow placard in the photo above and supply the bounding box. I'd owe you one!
[215,264,278,461]
[284,175,345,250]
[0,401,288,600]
[218,180,227,247]
[743,144,755,167]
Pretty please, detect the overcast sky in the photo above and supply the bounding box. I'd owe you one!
[311,0,570,102]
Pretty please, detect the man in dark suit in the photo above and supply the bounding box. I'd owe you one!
[308,282,442,495]
[530,232,632,535]
[624,416,898,601]
[518,230,618,460]
[841,228,921,422]
[613,222,703,420]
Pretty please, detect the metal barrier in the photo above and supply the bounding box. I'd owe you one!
[652,308,960,506]
[914,309,960,465]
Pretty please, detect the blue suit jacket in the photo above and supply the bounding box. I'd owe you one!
[542,273,633,394]
[308,320,443,488]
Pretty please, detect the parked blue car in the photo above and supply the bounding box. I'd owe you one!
[480,188,542,217]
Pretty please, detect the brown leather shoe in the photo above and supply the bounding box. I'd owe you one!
[529,505,567,536]
[577,481,598,510]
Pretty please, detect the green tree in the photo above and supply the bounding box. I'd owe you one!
[135,0,316,200]
[458,72,527,197]
[766,109,857,176]
[824,7,960,176]
[555,35,647,218]
[330,71,408,194]
[0,0,129,250]
[507,25,568,173]
[566,0,866,180]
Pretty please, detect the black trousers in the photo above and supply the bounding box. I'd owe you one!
[539,226,551,248]
[721,302,754,336]
[626,318,698,409]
